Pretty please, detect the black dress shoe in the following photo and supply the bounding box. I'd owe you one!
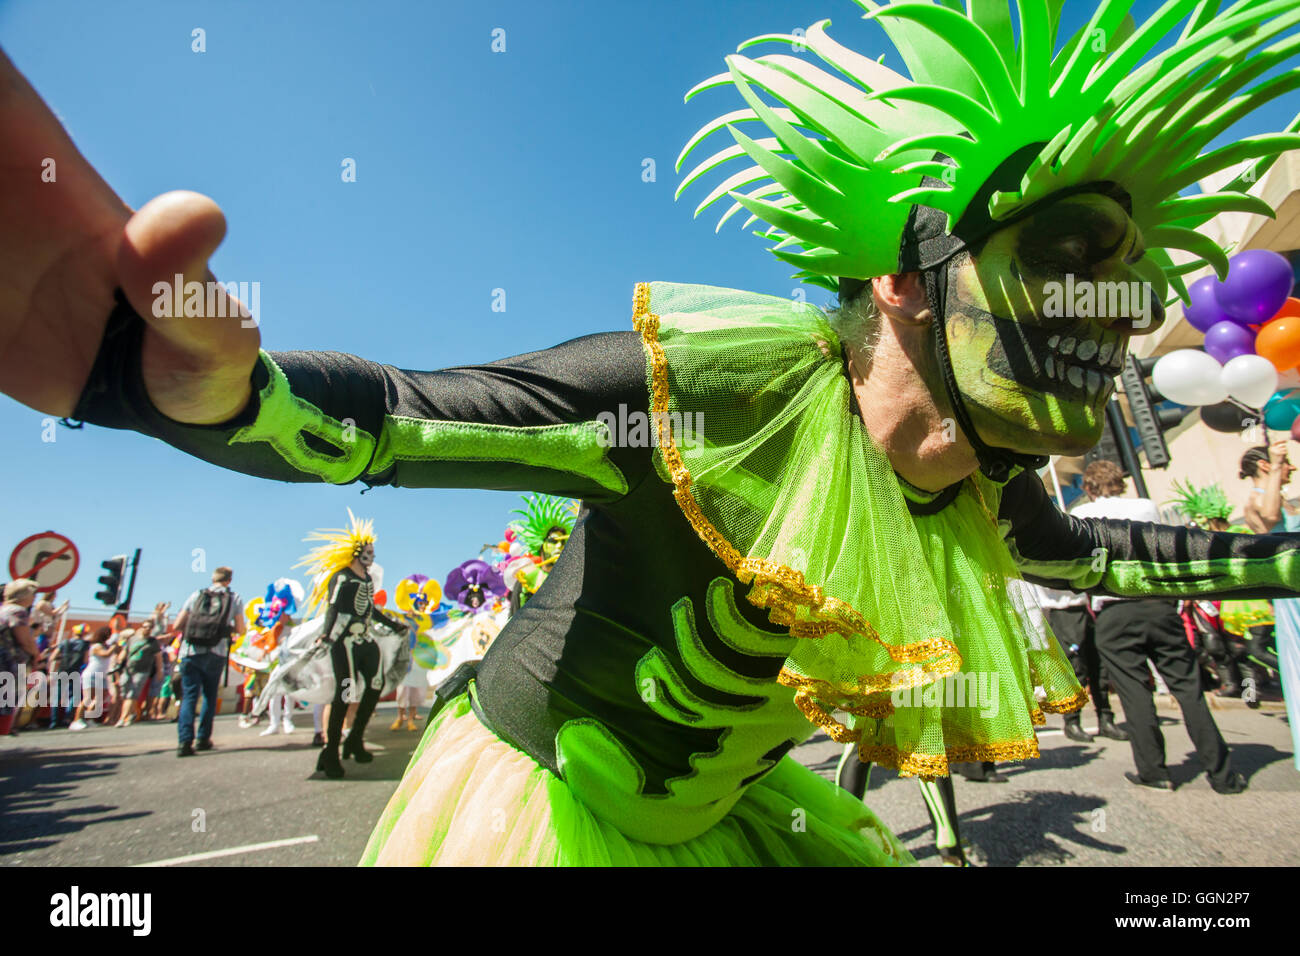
[1125,771,1174,791]
[177,742,195,757]
[1063,717,1094,743]
[342,737,374,763]
[311,732,324,747]
[1097,714,1129,740]
[195,738,213,751]
[316,747,345,779]
[1210,772,1248,795]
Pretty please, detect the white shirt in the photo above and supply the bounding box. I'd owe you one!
[1070,495,1162,610]
[1071,495,1162,523]
[1028,582,1088,611]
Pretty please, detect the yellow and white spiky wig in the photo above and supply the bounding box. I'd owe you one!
[296,508,376,615]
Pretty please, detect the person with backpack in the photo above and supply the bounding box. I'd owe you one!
[47,623,89,729]
[172,567,246,757]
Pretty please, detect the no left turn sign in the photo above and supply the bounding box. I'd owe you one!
[8,531,80,593]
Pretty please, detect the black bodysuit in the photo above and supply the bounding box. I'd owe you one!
[74,289,1300,841]
[320,567,407,756]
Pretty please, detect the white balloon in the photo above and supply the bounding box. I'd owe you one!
[1152,350,1228,406]
[1220,354,1279,409]
[1279,367,1300,391]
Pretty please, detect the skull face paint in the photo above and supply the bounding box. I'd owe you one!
[943,191,1166,457]
[355,543,376,569]
[541,527,569,562]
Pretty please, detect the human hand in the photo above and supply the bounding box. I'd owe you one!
[0,51,260,423]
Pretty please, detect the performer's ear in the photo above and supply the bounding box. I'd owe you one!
[872,273,931,328]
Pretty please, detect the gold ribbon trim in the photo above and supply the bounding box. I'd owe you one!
[634,283,961,685]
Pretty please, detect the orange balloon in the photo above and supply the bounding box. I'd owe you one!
[1255,308,1300,371]
[374,589,388,607]
[1271,297,1300,320]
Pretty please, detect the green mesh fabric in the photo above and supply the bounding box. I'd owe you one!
[635,280,1083,777]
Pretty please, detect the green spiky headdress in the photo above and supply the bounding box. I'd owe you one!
[1166,478,1234,526]
[678,0,1300,298]
[510,494,578,555]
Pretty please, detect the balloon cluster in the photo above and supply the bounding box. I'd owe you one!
[1153,250,1299,434]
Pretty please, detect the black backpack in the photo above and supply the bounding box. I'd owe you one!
[59,637,87,673]
[184,589,234,648]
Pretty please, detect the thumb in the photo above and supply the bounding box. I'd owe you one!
[115,191,261,423]
[116,190,258,366]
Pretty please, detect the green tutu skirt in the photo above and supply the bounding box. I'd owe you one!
[361,689,912,866]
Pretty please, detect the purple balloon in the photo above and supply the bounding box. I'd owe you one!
[1203,321,1256,364]
[1185,275,1238,332]
[1214,249,1294,325]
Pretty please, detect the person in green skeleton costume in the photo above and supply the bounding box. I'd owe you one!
[944,191,1159,457]
[5,2,1300,864]
[505,495,577,612]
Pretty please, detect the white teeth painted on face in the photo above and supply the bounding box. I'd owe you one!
[1076,340,1098,362]
[1067,366,1084,388]
[1098,342,1114,365]
[1060,337,1076,356]
[1086,369,1103,393]
[1045,355,1055,378]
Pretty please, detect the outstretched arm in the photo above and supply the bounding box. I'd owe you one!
[72,296,650,502]
[1000,469,1300,600]
[1,52,650,506]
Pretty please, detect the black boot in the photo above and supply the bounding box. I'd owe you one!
[342,736,373,763]
[316,746,345,778]
[1063,714,1094,742]
[1097,712,1129,740]
[1214,658,1242,697]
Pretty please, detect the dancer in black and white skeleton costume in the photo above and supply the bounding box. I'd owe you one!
[314,538,410,779]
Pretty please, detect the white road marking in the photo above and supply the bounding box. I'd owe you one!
[134,834,320,867]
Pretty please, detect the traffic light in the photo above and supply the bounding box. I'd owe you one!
[1083,406,1127,475]
[95,556,126,606]
[1120,354,1190,469]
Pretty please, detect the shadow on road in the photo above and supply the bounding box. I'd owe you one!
[1167,741,1293,786]
[887,789,1125,867]
[0,748,149,853]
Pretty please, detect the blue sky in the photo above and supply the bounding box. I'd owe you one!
[2,0,1298,614]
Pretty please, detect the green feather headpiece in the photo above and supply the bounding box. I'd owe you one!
[677,0,1300,296]
[1166,479,1234,525]
[510,494,578,555]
